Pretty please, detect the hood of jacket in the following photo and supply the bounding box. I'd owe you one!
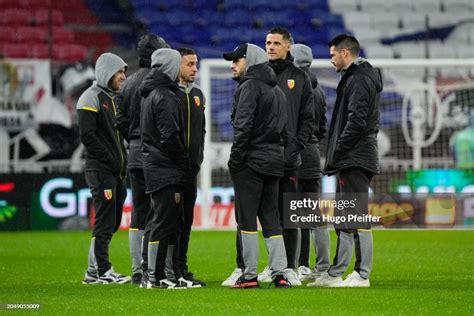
[244,44,268,71]
[241,63,277,87]
[151,48,181,82]
[349,58,383,92]
[138,34,170,68]
[94,52,127,91]
[139,67,178,98]
[290,44,313,68]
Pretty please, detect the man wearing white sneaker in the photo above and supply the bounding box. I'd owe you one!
[316,34,382,288]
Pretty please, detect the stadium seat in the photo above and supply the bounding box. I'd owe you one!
[392,42,426,58]
[353,27,382,44]
[0,9,31,26]
[428,41,456,58]
[19,0,51,10]
[195,10,224,27]
[34,9,64,26]
[413,0,441,13]
[0,0,21,10]
[53,44,88,62]
[399,13,427,31]
[162,10,194,27]
[223,10,254,27]
[387,0,414,15]
[343,12,372,30]
[359,0,388,13]
[371,14,400,32]
[16,27,48,44]
[364,44,395,58]
[328,0,359,13]
[442,0,473,11]
[51,27,75,43]
[1,44,31,58]
[31,44,50,59]
[0,27,17,44]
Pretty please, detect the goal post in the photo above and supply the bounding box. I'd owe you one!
[198,58,474,229]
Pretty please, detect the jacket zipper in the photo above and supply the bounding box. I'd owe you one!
[110,97,125,179]
[186,91,190,148]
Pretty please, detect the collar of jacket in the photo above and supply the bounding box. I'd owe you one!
[178,81,194,93]
[268,58,293,74]
[94,81,118,98]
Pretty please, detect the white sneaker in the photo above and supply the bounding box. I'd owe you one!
[307,272,342,287]
[297,266,313,281]
[284,268,302,286]
[221,268,242,287]
[99,268,131,284]
[177,277,202,288]
[257,266,272,283]
[339,271,370,288]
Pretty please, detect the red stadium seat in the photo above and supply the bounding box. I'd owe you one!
[0,27,17,44]
[0,9,32,26]
[53,44,88,62]
[34,9,64,26]
[16,27,48,44]
[0,0,21,10]
[31,44,50,59]
[19,0,51,10]
[1,44,31,58]
[51,27,75,44]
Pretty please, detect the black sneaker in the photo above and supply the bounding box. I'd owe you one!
[177,277,202,288]
[182,271,207,287]
[273,274,291,288]
[132,273,142,285]
[158,278,187,290]
[231,276,260,289]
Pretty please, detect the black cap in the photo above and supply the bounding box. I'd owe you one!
[223,44,247,61]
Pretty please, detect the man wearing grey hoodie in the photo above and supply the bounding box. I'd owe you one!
[290,44,330,284]
[78,52,131,284]
[223,43,290,289]
[139,48,199,289]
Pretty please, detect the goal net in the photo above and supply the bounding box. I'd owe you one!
[197,58,474,228]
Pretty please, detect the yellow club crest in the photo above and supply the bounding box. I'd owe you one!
[287,79,295,89]
[194,96,201,107]
[174,193,181,204]
[103,189,113,200]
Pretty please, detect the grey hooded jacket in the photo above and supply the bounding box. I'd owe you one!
[229,44,288,177]
[139,48,190,193]
[76,52,128,177]
[291,44,327,179]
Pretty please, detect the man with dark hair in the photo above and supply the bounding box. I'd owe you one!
[223,43,290,289]
[315,34,382,287]
[78,52,131,284]
[290,43,330,284]
[139,48,200,289]
[171,47,206,286]
[259,26,315,286]
[116,34,169,285]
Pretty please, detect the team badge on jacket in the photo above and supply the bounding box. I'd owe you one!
[103,189,113,200]
[194,96,201,107]
[287,79,295,89]
[174,193,181,204]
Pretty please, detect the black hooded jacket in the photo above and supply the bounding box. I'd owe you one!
[324,59,383,176]
[268,58,315,171]
[116,35,168,170]
[229,63,288,177]
[298,67,327,179]
[139,68,189,193]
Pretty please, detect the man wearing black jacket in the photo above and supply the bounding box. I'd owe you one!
[169,47,207,285]
[260,27,315,286]
[116,34,169,285]
[315,34,382,288]
[290,44,331,284]
[139,48,200,289]
[224,43,290,289]
[78,52,130,284]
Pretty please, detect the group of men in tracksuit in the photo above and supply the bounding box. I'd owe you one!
[78,34,206,289]
[77,25,382,289]
[222,28,382,288]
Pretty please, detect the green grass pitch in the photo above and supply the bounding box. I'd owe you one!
[1,230,473,315]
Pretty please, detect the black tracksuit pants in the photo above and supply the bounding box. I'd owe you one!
[129,168,151,229]
[178,179,197,274]
[297,177,320,267]
[85,170,126,276]
[149,186,184,281]
[278,169,299,269]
